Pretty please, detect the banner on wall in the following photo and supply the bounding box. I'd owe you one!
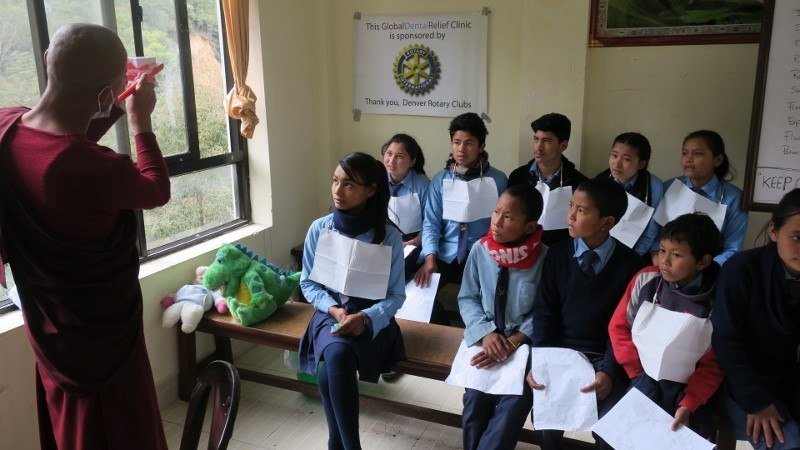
[353,11,488,118]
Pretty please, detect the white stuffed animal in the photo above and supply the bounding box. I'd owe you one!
[161,284,225,333]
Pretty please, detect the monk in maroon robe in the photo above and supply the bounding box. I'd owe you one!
[0,23,170,449]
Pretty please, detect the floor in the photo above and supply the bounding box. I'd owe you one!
[159,345,555,449]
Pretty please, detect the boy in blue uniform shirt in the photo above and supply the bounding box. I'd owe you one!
[414,112,507,324]
[528,178,645,450]
[458,184,548,450]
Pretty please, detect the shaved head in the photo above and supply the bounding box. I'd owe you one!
[46,23,127,95]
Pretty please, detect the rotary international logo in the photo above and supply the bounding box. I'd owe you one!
[393,44,440,96]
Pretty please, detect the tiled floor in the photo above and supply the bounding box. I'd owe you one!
[160,345,755,449]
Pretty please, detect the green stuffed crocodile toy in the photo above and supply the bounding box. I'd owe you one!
[203,243,301,326]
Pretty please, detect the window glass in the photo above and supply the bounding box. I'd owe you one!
[143,164,239,249]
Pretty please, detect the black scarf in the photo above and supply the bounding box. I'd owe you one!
[445,151,491,181]
[333,204,377,239]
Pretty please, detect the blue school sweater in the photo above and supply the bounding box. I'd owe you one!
[532,237,645,375]
[712,244,800,413]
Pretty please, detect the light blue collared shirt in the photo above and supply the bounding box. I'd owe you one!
[421,167,508,263]
[573,236,616,275]
[300,214,406,338]
[388,170,430,210]
[663,176,748,266]
[611,171,665,256]
[458,239,549,346]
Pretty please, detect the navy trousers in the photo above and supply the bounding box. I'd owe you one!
[629,374,713,438]
[715,385,800,450]
[462,386,533,450]
[318,343,361,450]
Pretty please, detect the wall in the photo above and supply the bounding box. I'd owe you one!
[582,44,770,246]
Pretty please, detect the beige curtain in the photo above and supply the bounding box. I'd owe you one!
[222,0,259,139]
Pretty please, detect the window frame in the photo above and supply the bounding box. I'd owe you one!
[24,0,252,262]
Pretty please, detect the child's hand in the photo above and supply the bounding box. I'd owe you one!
[526,371,545,390]
[470,351,500,369]
[413,254,437,287]
[671,406,692,430]
[481,332,511,362]
[747,403,785,448]
[327,306,348,323]
[333,312,366,337]
[580,371,613,400]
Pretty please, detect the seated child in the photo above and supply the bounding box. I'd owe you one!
[458,184,547,450]
[660,130,747,266]
[713,188,800,450]
[527,178,645,450]
[508,112,588,246]
[298,152,406,450]
[415,112,507,324]
[609,213,723,438]
[595,132,664,262]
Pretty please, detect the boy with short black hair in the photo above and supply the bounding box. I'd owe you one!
[528,178,644,450]
[415,112,507,324]
[508,112,588,246]
[609,213,724,437]
[458,184,547,450]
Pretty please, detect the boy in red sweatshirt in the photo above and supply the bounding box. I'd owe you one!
[609,213,723,438]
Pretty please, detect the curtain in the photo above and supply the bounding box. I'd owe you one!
[221,0,259,139]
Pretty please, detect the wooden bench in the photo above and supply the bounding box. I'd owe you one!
[177,301,595,449]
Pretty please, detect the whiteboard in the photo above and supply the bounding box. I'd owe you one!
[745,0,800,210]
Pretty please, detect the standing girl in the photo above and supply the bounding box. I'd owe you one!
[298,152,406,450]
[595,132,664,261]
[712,188,800,450]
[659,130,747,266]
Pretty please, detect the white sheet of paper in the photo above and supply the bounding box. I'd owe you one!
[394,273,441,323]
[536,183,572,231]
[403,244,417,259]
[308,228,392,300]
[445,339,529,395]
[530,347,598,431]
[610,193,655,249]
[632,301,713,383]
[653,182,727,230]
[592,388,715,450]
[442,177,498,223]
[388,193,423,234]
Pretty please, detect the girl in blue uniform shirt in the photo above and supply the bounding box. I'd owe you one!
[712,188,800,450]
[458,184,548,450]
[595,132,664,262]
[298,152,406,450]
[662,130,747,266]
[414,112,507,325]
[382,133,430,279]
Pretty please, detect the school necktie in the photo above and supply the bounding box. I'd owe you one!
[494,265,509,334]
[691,186,705,197]
[579,250,599,278]
[391,183,402,197]
[456,223,469,264]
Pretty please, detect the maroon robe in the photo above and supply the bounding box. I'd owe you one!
[0,106,170,449]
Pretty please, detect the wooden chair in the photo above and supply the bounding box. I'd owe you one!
[180,360,241,450]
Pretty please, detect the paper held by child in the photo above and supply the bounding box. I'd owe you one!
[610,192,654,249]
[445,339,530,396]
[653,182,726,230]
[592,388,714,450]
[530,347,598,432]
[394,273,440,323]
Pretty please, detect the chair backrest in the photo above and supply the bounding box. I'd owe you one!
[180,360,241,450]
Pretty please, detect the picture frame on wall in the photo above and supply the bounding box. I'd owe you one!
[589,0,763,47]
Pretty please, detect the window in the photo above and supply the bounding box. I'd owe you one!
[2,0,251,261]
